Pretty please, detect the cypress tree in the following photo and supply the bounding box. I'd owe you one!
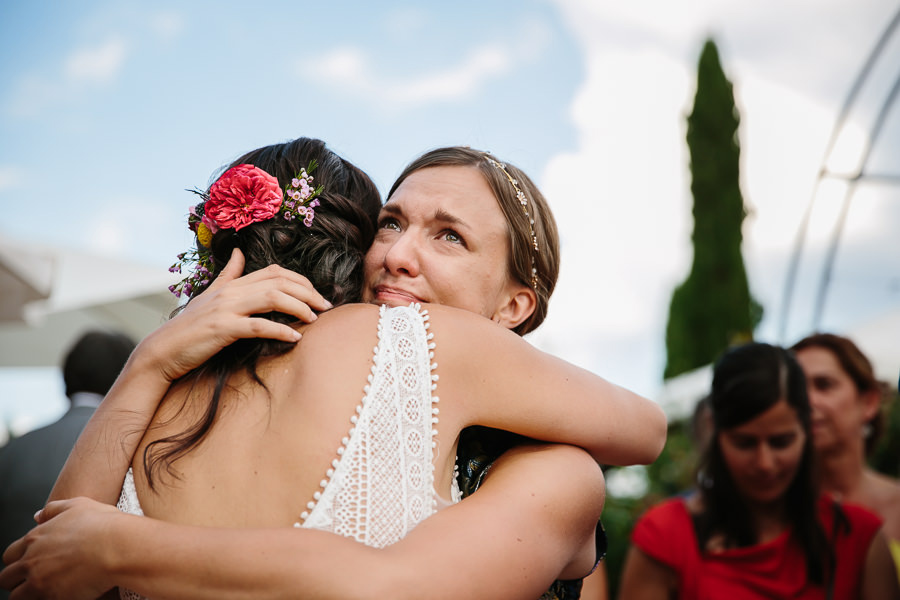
[664,39,762,379]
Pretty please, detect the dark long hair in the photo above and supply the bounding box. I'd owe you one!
[695,342,830,585]
[143,137,381,487]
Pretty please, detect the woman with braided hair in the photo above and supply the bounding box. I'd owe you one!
[3,141,664,599]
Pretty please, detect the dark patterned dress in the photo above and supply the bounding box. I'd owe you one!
[456,426,607,600]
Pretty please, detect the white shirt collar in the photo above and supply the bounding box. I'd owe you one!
[69,391,104,409]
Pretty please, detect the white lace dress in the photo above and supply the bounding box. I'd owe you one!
[116,304,460,599]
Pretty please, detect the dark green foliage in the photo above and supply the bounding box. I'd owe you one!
[602,419,703,597]
[664,39,762,379]
[869,390,900,477]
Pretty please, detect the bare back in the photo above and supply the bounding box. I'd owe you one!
[128,303,462,531]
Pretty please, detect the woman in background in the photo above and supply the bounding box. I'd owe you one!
[617,342,898,599]
[792,333,900,584]
[2,142,664,599]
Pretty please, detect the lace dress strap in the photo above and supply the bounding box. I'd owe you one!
[299,304,447,548]
[117,468,143,516]
[116,468,146,600]
[113,303,456,600]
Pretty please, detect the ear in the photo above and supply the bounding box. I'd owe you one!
[860,388,881,422]
[491,283,537,331]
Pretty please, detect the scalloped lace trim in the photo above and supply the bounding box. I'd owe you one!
[298,303,459,548]
[115,303,459,596]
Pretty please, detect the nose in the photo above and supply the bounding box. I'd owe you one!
[806,386,824,410]
[381,230,420,278]
[755,444,776,472]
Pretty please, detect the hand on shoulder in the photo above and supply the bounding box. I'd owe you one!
[140,248,334,383]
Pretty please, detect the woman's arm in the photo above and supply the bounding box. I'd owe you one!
[429,304,667,466]
[49,249,330,505]
[579,561,608,600]
[3,444,604,600]
[616,546,677,600]
[862,529,900,600]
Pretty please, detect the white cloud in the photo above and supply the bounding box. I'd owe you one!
[6,36,130,117]
[65,37,128,84]
[310,44,510,107]
[6,75,62,117]
[314,47,367,81]
[149,11,186,41]
[383,6,430,36]
[510,16,554,61]
[527,0,900,398]
[0,166,25,192]
[396,46,509,103]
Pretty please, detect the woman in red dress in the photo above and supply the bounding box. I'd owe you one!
[617,342,899,599]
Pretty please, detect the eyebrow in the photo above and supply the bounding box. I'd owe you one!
[380,203,469,229]
[433,209,466,228]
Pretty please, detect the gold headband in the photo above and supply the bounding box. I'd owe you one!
[483,154,539,290]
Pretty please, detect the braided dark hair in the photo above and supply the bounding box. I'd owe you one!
[144,137,381,487]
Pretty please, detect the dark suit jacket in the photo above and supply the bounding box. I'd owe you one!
[0,404,96,592]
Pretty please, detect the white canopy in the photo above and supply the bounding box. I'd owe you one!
[0,234,180,367]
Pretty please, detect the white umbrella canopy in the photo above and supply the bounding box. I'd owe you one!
[0,235,181,367]
[0,238,54,322]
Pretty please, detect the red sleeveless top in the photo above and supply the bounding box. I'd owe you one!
[631,495,882,599]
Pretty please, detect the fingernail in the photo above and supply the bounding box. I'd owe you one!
[324,300,333,309]
[34,509,42,521]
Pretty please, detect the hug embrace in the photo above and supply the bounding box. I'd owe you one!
[1,137,666,599]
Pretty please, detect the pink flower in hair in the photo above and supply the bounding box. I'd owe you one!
[201,214,219,234]
[205,164,282,231]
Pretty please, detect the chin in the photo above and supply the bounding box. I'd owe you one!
[746,489,790,508]
[811,432,838,452]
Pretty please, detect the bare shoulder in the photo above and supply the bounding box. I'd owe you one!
[297,303,381,349]
[486,444,605,507]
[423,303,521,343]
[868,470,900,539]
[422,303,534,378]
[284,303,383,383]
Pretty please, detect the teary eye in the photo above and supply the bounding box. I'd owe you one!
[378,217,401,231]
[441,229,466,246]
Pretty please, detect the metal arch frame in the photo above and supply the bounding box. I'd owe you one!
[778,7,900,341]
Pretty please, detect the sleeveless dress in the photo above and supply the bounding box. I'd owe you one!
[630,495,882,599]
[117,304,460,599]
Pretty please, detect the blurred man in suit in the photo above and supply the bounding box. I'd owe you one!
[0,329,135,595]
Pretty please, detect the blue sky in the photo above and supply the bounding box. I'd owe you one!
[2,0,899,433]
[0,1,581,260]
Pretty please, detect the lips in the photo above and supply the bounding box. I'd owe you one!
[372,285,425,306]
[752,476,782,488]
